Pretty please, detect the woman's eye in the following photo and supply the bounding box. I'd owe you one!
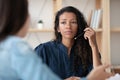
[71,21,77,24]
[61,22,66,24]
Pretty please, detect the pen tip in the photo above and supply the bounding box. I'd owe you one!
[74,37,77,40]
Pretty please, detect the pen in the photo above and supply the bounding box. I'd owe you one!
[74,32,85,40]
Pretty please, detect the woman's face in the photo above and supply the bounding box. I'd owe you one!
[58,12,78,40]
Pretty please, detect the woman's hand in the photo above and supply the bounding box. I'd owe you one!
[84,27,102,67]
[87,64,113,80]
[84,27,97,48]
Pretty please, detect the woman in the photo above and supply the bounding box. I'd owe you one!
[35,6,102,79]
[0,0,60,80]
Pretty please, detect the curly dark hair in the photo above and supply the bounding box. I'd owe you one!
[54,6,93,76]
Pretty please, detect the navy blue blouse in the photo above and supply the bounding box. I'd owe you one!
[35,41,93,79]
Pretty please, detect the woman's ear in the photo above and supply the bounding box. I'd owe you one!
[57,28,60,33]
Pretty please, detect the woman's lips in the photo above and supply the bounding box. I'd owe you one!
[64,31,73,34]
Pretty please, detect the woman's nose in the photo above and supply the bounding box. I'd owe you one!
[66,22,71,28]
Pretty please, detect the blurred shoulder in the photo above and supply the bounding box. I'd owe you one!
[3,36,33,55]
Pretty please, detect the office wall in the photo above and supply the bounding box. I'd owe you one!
[25,0,54,48]
[25,0,95,48]
[110,0,120,65]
